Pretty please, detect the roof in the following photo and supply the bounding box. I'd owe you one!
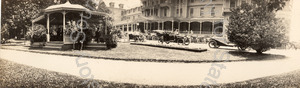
[44,1,89,13]
[32,1,110,24]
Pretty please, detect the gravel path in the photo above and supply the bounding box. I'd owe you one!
[1,58,300,88]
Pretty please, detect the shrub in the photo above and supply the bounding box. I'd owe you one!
[227,3,288,54]
[106,28,119,49]
[26,25,47,44]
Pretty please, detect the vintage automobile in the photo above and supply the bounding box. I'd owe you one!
[153,30,190,45]
[129,32,145,42]
[208,36,248,50]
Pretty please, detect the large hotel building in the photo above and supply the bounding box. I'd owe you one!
[108,0,291,37]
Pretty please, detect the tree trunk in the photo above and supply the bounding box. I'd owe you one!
[256,49,263,54]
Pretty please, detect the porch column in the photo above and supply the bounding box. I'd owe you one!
[46,14,50,42]
[199,21,202,34]
[136,23,139,32]
[212,20,214,35]
[62,11,66,43]
[134,24,136,32]
[188,21,191,34]
[127,24,129,32]
[162,21,164,30]
[178,22,181,32]
[132,24,135,32]
[131,24,133,32]
[158,22,160,30]
[171,20,174,32]
[144,22,146,32]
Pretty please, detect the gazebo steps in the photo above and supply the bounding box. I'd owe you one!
[43,41,64,50]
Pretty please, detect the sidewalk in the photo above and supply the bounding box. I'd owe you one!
[1,49,300,86]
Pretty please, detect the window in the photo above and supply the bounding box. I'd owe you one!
[177,9,179,15]
[211,7,215,16]
[190,8,194,17]
[180,8,183,16]
[163,8,168,16]
[190,0,194,3]
[242,0,246,4]
[230,0,236,8]
[200,7,204,16]
[154,9,158,16]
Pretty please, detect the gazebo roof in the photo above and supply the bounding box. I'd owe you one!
[33,1,110,24]
[44,1,89,13]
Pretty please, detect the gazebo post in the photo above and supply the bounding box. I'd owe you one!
[47,14,50,42]
[105,16,107,35]
[80,12,83,32]
[62,11,66,43]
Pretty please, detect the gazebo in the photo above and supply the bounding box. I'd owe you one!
[32,1,110,49]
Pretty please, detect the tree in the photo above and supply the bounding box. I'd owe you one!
[1,0,98,39]
[1,24,10,42]
[227,0,289,54]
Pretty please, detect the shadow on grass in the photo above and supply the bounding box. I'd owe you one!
[228,51,286,61]
[1,44,25,46]
[210,47,238,51]
[27,46,109,51]
[28,47,60,51]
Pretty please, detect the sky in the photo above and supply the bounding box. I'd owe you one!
[95,0,142,9]
[290,0,300,41]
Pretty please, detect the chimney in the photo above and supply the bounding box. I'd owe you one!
[109,2,115,8]
[119,4,124,9]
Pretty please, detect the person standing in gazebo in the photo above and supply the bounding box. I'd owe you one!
[96,28,101,43]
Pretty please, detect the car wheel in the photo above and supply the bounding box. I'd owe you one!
[238,46,248,51]
[209,41,219,48]
[166,41,170,44]
[184,39,190,45]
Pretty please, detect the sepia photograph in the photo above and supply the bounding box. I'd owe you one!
[0,0,300,87]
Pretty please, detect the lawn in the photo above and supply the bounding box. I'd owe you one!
[0,41,287,63]
[1,58,299,88]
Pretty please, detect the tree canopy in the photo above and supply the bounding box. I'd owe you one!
[227,0,289,54]
[1,0,106,39]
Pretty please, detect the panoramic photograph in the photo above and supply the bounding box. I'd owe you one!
[1,0,300,87]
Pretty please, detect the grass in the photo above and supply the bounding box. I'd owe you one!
[1,42,287,63]
[1,58,300,88]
